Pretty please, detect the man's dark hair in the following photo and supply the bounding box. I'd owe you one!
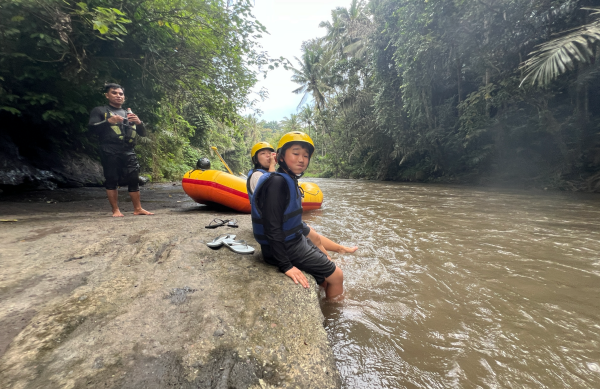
[103,83,124,93]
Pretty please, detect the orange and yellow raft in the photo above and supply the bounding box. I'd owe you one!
[182,169,323,213]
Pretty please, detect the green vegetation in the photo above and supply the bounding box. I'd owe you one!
[285,0,600,190]
[0,0,286,181]
[2,0,600,191]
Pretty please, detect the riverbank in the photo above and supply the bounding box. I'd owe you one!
[0,183,341,388]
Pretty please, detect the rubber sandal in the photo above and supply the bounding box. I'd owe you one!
[222,235,238,245]
[227,219,239,228]
[223,240,255,255]
[205,218,229,229]
[206,234,236,249]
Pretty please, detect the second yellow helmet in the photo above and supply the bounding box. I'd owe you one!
[250,141,275,158]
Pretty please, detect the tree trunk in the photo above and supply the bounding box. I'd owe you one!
[457,57,462,103]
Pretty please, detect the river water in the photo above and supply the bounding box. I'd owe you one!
[302,179,600,388]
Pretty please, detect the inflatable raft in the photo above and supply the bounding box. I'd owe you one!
[182,169,323,213]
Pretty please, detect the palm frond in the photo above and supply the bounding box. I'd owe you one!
[520,23,600,87]
[343,40,364,55]
[292,85,307,95]
[296,92,310,110]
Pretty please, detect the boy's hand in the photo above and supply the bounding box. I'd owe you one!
[284,267,309,288]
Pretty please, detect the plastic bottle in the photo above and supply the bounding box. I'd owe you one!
[125,108,133,126]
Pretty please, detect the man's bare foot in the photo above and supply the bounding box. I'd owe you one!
[338,246,358,254]
[133,208,154,215]
[112,210,124,217]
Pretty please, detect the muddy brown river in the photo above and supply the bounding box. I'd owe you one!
[303,179,600,388]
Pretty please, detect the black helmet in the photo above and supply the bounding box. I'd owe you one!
[196,157,211,170]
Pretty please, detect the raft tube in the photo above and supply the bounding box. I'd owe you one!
[299,181,323,211]
[182,169,323,213]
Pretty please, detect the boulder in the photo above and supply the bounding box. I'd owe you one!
[0,134,104,190]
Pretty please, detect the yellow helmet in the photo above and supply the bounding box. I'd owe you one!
[250,141,275,158]
[276,131,315,157]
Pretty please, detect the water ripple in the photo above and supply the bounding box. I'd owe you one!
[307,179,600,388]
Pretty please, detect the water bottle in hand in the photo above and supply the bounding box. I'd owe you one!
[125,108,133,125]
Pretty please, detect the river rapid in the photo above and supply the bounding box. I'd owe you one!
[302,179,600,388]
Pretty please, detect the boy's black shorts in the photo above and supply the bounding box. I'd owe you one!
[262,237,336,285]
[294,239,336,284]
[302,221,310,237]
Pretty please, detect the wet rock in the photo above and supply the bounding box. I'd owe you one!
[0,197,341,388]
[0,133,104,191]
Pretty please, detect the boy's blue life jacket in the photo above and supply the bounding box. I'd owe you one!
[248,169,303,245]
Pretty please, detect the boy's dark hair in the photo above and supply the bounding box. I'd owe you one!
[103,83,124,93]
[277,141,312,162]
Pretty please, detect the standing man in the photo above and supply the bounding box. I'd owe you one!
[88,83,153,217]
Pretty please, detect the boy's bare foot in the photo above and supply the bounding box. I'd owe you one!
[338,246,358,254]
[134,209,154,215]
[112,210,124,217]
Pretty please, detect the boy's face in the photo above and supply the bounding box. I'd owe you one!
[105,88,124,106]
[283,144,310,175]
[256,149,273,168]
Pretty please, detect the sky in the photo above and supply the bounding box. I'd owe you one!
[247,0,350,122]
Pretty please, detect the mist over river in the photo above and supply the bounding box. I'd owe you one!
[303,179,600,388]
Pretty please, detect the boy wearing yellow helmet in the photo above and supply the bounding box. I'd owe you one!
[247,141,277,193]
[247,141,357,261]
[248,132,345,300]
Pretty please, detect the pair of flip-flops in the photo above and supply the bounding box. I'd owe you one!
[206,234,255,255]
[205,218,238,229]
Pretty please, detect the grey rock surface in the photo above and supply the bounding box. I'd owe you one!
[0,184,341,388]
[0,134,104,190]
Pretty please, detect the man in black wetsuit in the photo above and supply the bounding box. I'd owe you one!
[88,83,153,217]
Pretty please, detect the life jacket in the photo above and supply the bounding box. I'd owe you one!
[249,171,303,246]
[104,106,138,145]
[246,168,268,197]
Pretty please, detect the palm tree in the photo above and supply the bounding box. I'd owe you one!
[298,105,315,138]
[320,0,372,60]
[520,7,600,87]
[291,40,331,111]
[281,114,302,132]
[319,11,346,57]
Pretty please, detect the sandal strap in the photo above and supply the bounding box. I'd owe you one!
[206,218,230,228]
[229,240,247,247]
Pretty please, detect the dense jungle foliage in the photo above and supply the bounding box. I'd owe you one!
[0,0,287,181]
[2,0,600,191]
[288,0,600,190]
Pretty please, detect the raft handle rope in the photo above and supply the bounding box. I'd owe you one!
[210,146,234,175]
[301,188,320,196]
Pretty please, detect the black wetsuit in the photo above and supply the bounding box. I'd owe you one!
[255,169,336,284]
[88,105,146,192]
